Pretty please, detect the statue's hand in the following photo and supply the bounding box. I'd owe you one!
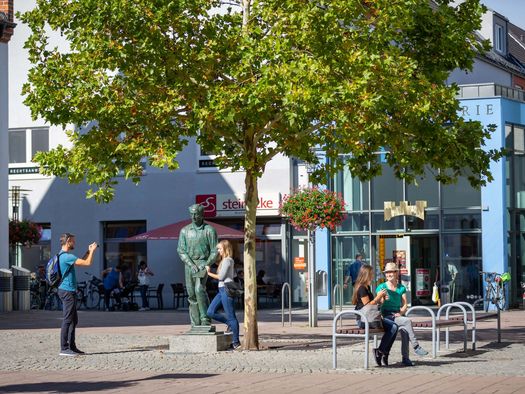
[191,264,199,274]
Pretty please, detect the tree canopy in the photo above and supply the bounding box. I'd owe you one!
[22,0,502,349]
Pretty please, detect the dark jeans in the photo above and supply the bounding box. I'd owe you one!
[58,289,78,351]
[139,285,149,308]
[359,316,398,355]
[104,288,122,310]
[207,286,240,345]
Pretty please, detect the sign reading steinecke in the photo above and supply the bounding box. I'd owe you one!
[196,194,280,217]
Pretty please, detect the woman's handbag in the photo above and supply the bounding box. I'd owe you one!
[360,303,383,329]
[224,281,243,297]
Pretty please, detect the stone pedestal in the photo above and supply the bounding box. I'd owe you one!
[169,326,232,353]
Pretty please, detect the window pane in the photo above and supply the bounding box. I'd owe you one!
[104,221,147,239]
[441,176,481,208]
[443,234,481,258]
[31,128,49,159]
[406,169,439,207]
[337,213,369,232]
[407,212,439,230]
[9,130,26,163]
[372,212,404,232]
[334,166,369,211]
[371,163,403,210]
[443,212,481,230]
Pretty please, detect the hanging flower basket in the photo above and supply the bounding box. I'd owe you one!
[9,219,42,247]
[279,187,346,231]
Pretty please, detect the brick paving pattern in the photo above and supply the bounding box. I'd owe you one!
[0,308,523,393]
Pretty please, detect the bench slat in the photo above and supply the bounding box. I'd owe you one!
[336,328,384,335]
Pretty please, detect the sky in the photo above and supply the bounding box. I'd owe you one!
[481,0,525,27]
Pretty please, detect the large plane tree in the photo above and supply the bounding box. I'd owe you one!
[22,0,500,349]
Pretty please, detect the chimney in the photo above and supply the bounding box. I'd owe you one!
[0,0,15,44]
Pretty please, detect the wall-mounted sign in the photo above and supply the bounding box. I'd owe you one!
[196,193,281,217]
[384,200,427,221]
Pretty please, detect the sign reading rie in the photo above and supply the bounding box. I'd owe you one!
[196,193,281,217]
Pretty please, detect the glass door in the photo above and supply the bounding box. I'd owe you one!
[410,236,439,305]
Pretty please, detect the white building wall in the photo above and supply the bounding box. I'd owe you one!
[8,0,293,291]
[448,58,512,86]
[0,43,8,269]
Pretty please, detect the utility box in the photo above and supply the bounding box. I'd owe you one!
[0,268,13,313]
[12,266,31,311]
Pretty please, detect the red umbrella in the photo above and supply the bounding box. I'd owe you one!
[126,219,244,241]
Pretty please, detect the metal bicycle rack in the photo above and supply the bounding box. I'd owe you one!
[281,282,292,327]
[333,283,343,327]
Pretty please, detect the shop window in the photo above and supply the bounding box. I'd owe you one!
[443,233,481,258]
[407,212,439,231]
[103,221,147,283]
[443,212,481,230]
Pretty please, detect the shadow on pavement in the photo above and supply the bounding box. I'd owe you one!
[0,373,218,393]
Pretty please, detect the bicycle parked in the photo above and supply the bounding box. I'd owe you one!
[43,287,62,311]
[480,271,510,311]
[75,273,103,310]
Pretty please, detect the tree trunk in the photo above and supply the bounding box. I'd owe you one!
[243,167,259,350]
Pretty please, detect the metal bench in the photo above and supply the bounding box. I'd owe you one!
[406,303,468,358]
[332,310,384,370]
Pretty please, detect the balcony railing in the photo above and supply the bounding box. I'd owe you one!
[456,83,525,104]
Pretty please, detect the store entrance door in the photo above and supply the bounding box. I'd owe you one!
[373,234,411,302]
[410,235,439,305]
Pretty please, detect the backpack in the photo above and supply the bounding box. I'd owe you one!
[46,251,72,288]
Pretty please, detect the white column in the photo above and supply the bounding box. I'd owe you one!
[0,43,9,269]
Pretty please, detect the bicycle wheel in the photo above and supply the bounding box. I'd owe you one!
[484,285,491,312]
[76,289,85,310]
[86,290,101,310]
[30,292,41,310]
[495,285,506,310]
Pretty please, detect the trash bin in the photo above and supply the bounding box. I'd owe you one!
[440,284,450,305]
[0,268,12,313]
[12,266,31,311]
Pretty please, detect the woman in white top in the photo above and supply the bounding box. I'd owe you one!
[206,240,241,349]
[137,261,154,311]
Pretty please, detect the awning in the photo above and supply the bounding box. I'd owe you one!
[126,219,244,241]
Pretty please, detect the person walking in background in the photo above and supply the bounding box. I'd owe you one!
[102,264,125,311]
[352,264,398,367]
[206,240,241,350]
[57,233,98,356]
[376,262,428,366]
[344,254,364,288]
[137,261,154,311]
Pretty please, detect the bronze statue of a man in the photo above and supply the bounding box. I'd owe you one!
[177,204,218,326]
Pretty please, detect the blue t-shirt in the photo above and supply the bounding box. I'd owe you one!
[346,260,363,285]
[58,252,78,292]
[103,268,120,290]
[375,282,406,315]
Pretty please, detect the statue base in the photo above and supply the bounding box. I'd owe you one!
[169,326,232,352]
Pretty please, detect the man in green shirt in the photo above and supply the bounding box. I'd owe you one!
[177,204,218,326]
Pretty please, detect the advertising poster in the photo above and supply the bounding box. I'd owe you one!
[394,250,407,274]
[416,268,431,296]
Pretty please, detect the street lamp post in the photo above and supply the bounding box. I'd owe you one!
[305,163,318,328]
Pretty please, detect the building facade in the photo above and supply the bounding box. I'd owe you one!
[325,85,525,310]
[1,0,15,270]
